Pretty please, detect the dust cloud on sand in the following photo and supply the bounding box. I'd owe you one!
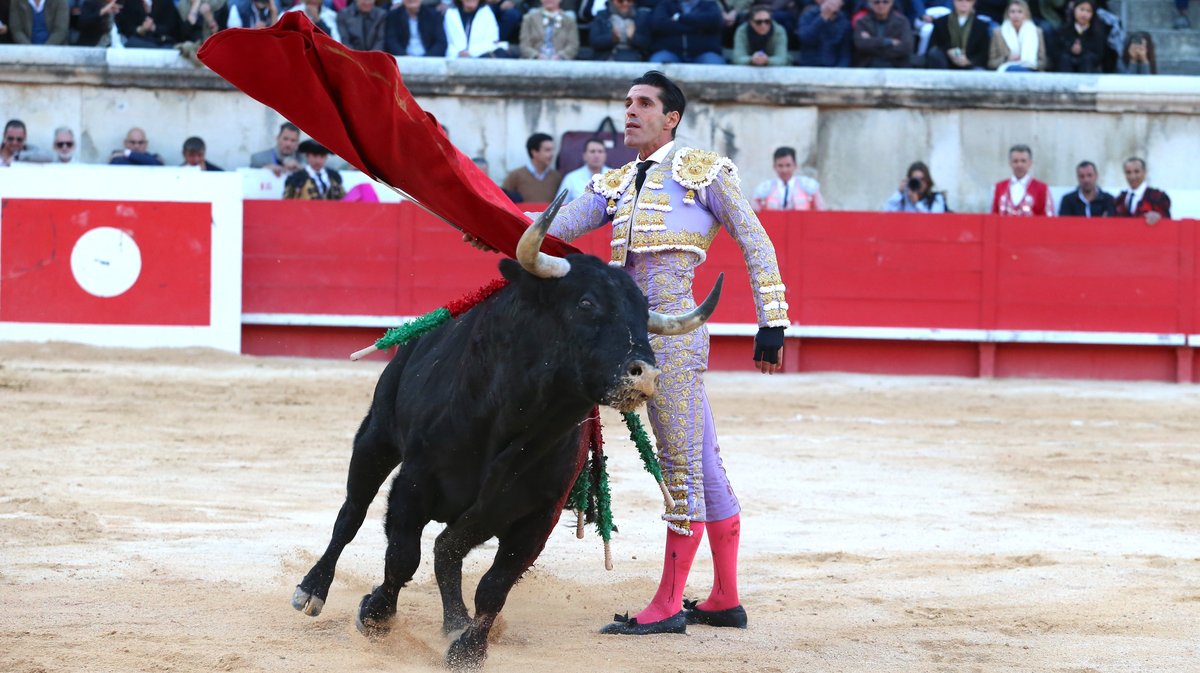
[2,342,1198,672]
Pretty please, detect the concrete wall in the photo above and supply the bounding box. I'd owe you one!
[2,45,1198,214]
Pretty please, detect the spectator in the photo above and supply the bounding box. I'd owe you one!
[178,0,228,43]
[384,0,447,56]
[109,127,166,165]
[1118,31,1155,74]
[284,139,347,200]
[852,0,914,68]
[732,4,789,65]
[751,146,825,212]
[227,0,279,28]
[116,0,183,47]
[1114,157,1171,225]
[77,0,121,45]
[519,0,578,60]
[501,132,562,203]
[1058,160,1115,217]
[338,0,386,50]
[250,122,305,177]
[51,127,78,164]
[445,0,509,58]
[1174,0,1190,28]
[991,143,1054,216]
[648,0,726,64]
[926,0,989,69]
[988,0,1046,71]
[471,155,491,179]
[9,0,69,43]
[181,136,223,171]
[560,138,612,202]
[483,0,522,45]
[884,161,949,212]
[285,0,340,42]
[589,0,650,61]
[0,119,36,165]
[796,0,851,67]
[1055,0,1104,72]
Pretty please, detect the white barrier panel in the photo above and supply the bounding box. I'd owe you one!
[0,164,243,353]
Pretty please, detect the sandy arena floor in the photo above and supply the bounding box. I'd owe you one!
[1,342,1198,673]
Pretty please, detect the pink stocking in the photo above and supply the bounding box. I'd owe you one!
[633,523,706,624]
[697,513,740,612]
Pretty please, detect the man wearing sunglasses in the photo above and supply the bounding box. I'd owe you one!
[852,0,914,67]
[51,127,78,164]
[0,119,52,166]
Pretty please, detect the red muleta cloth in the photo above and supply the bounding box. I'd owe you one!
[196,12,578,259]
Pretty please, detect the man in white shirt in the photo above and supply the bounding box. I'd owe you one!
[559,138,613,202]
[751,146,825,212]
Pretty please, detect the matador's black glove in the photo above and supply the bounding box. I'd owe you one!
[753,326,785,365]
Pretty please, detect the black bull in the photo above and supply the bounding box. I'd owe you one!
[290,199,722,669]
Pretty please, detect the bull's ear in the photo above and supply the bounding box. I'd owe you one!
[499,258,524,283]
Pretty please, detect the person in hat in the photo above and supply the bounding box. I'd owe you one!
[284,139,346,200]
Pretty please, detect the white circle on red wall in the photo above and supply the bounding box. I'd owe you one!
[70,227,143,298]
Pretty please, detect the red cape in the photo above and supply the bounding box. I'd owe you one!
[196,13,578,259]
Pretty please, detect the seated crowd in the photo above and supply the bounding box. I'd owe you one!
[0,0,1162,74]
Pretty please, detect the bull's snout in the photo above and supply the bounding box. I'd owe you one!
[626,359,660,399]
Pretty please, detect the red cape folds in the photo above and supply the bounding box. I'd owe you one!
[196,13,578,259]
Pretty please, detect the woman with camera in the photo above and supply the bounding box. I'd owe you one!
[884,161,949,213]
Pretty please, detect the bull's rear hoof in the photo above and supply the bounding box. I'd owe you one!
[355,593,394,640]
[291,586,325,617]
[445,636,486,671]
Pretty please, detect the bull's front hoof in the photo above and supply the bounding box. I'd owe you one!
[291,586,326,617]
[355,592,395,640]
[445,635,486,671]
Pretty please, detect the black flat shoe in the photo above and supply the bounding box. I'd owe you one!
[683,599,748,628]
[599,610,687,635]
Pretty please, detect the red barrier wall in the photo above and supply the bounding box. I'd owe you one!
[241,201,1200,382]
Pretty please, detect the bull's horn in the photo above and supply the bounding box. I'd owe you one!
[647,273,724,336]
[516,190,571,279]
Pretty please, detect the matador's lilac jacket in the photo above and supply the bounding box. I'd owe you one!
[549,145,789,533]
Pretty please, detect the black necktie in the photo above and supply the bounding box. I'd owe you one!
[635,160,654,193]
[315,171,328,196]
[1126,192,1134,213]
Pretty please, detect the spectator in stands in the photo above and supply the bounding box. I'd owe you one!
[1055,0,1104,72]
[227,0,279,28]
[338,0,386,50]
[77,0,121,45]
[648,0,726,64]
[852,0,914,67]
[51,127,78,163]
[732,4,790,65]
[1118,31,1155,74]
[1058,160,1115,217]
[500,132,561,202]
[472,155,491,179]
[250,122,305,177]
[1114,157,1171,225]
[991,143,1054,216]
[0,120,47,166]
[519,0,578,59]
[9,0,69,43]
[589,0,650,61]
[110,127,166,165]
[285,139,347,200]
[988,0,1047,71]
[796,0,851,67]
[384,0,447,56]
[178,0,228,44]
[1174,0,1190,28]
[116,0,183,47]
[926,0,990,69]
[180,136,224,171]
[286,0,340,42]
[560,138,612,202]
[752,146,825,212]
[445,0,509,58]
[884,161,949,212]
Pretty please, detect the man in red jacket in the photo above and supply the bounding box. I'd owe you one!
[991,144,1054,217]
[1114,157,1172,226]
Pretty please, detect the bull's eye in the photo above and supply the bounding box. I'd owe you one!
[578,298,595,310]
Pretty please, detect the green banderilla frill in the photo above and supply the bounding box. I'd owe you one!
[374,307,451,350]
[622,411,675,510]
